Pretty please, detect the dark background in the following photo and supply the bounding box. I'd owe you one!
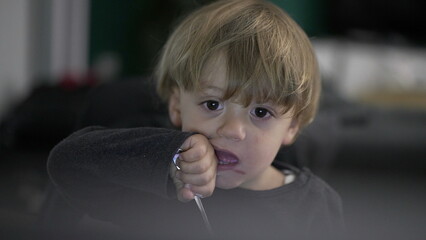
[88,0,426,77]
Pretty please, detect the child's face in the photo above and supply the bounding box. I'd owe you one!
[168,55,299,190]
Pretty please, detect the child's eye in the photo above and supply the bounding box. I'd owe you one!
[251,107,273,119]
[202,100,223,111]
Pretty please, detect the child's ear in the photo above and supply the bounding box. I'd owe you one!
[282,119,299,145]
[168,88,182,127]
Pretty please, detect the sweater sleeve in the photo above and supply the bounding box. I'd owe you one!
[47,126,193,218]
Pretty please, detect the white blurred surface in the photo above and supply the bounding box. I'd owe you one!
[0,0,89,120]
[0,0,32,119]
[314,39,426,101]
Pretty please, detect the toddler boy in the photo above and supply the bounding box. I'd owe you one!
[48,0,344,239]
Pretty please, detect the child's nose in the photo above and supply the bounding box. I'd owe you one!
[217,114,246,141]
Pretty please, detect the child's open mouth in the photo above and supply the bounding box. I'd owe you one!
[215,149,239,166]
[215,148,245,174]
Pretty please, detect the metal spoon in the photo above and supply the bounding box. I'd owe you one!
[194,195,213,236]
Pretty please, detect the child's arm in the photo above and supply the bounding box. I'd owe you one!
[47,126,194,214]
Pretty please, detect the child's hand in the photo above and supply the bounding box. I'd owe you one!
[170,134,217,202]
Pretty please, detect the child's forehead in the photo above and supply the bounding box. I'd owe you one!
[192,51,290,111]
[196,79,282,106]
[198,83,224,93]
[197,66,270,102]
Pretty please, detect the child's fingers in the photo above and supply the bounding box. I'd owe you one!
[170,163,194,202]
[173,134,217,202]
[187,182,216,198]
[179,134,201,153]
[170,163,183,188]
[178,155,215,174]
[179,141,209,163]
[176,168,216,186]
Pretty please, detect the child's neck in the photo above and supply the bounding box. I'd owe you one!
[241,166,286,191]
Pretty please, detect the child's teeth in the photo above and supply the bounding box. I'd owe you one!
[219,160,236,165]
[215,149,239,165]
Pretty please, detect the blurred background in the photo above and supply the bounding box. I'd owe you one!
[0,0,425,239]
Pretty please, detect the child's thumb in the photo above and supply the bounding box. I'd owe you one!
[178,184,195,202]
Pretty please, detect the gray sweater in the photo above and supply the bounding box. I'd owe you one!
[48,126,345,240]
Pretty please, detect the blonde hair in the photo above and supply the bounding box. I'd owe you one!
[155,0,320,128]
